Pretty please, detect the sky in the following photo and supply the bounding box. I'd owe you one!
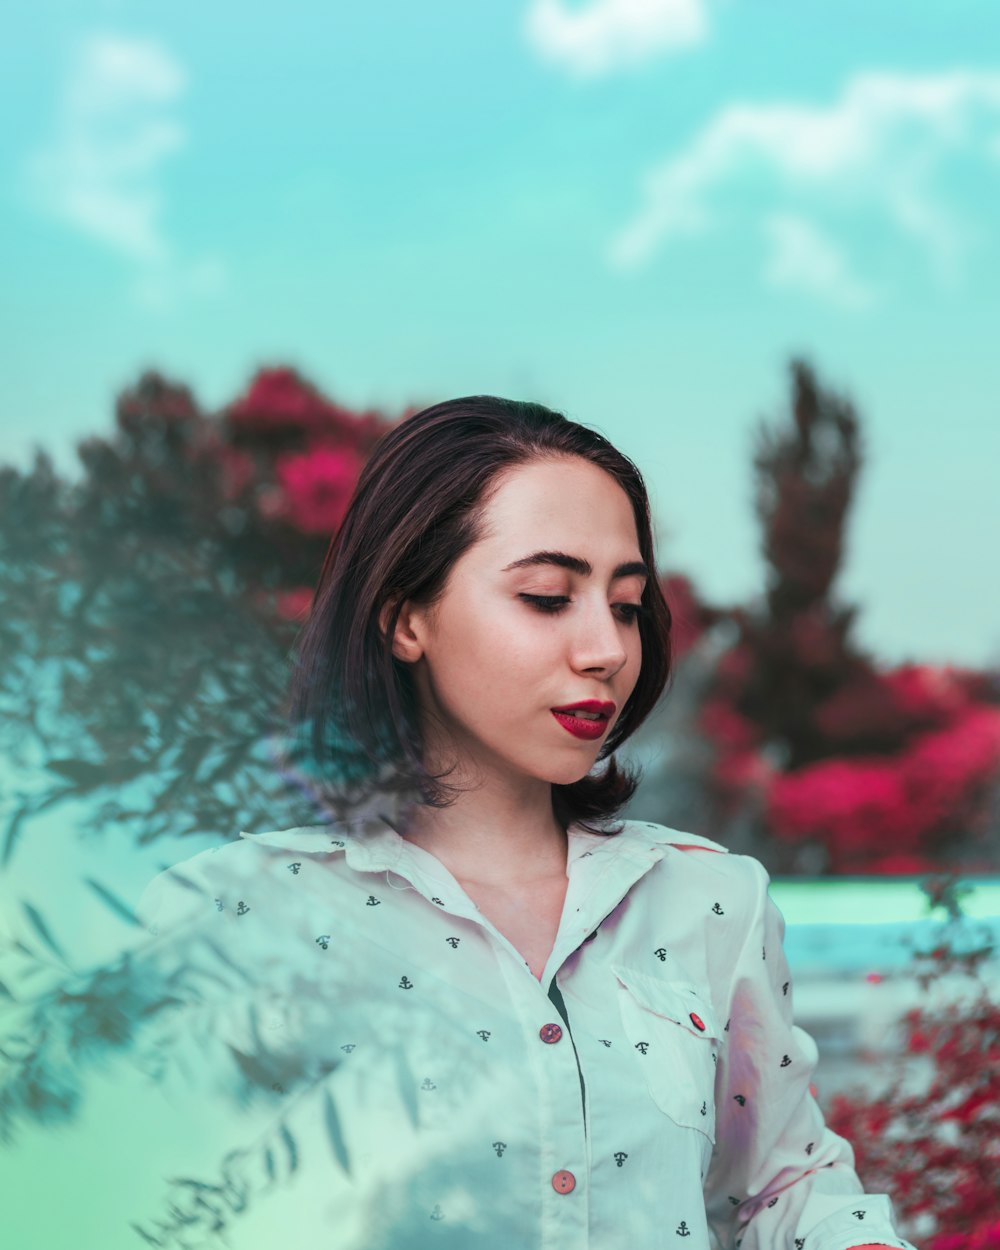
[3,0,1000,669]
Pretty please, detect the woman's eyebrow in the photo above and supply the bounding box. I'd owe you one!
[501,550,649,582]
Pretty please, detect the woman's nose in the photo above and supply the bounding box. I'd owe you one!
[570,604,629,674]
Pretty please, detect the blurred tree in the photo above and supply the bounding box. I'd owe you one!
[686,360,1000,874]
[825,877,1000,1250]
[0,367,405,864]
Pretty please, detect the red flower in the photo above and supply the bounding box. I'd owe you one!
[270,444,365,534]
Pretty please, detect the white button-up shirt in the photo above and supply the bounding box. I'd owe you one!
[135,816,918,1250]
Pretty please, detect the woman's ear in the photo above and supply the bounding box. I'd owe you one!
[379,598,424,664]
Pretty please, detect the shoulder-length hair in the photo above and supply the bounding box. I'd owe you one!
[279,395,674,835]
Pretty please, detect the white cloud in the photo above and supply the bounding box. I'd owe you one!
[524,0,708,78]
[22,33,225,306]
[608,68,1000,301]
[762,213,877,308]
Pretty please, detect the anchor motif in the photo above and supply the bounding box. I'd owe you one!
[214,898,224,911]
[431,897,444,905]
[782,981,789,995]
[340,1043,356,1053]
[272,1082,284,1093]
[700,1101,707,1116]
[476,1030,491,1042]
[492,1142,506,1157]
[762,945,766,959]
[780,1054,791,1067]
[330,839,344,847]
[614,1152,628,1167]
[734,1094,746,1106]
[805,1142,814,1155]
[366,895,381,906]
[288,862,301,874]
[725,1019,731,1031]
[796,1241,805,1248]
[315,935,330,949]
[654,947,668,961]
[599,1039,612,1047]
[420,1078,436,1090]
[712,902,724,915]
[446,937,460,948]
[852,1211,867,1220]
[399,976,413,989]
[711,1052,718,1064]
[635,1041,650,1055]
[430,1205,444,1221]
[236,901,250,915]
[767,1197,778,1208]
[728,1197,740,1206]
[676,1221,691,1237]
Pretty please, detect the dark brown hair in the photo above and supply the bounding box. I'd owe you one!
[279,395,673,835]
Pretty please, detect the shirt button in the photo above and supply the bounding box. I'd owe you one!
[539,1022,563,1044]
[551,1169,576,1194]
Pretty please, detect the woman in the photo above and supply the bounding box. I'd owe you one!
[137,396,916,1250]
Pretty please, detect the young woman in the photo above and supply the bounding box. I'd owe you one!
[138,396,917,1250]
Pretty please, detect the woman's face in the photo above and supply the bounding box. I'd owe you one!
[386,455,647,791]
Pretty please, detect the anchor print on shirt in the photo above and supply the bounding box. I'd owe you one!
[614,1152,628,1167]
[712,902,725,915]
[795,1240,805,1249]
[399,976,414,989]
[214,898,224,911]
[476,1030,491,1042]
[430,1205,444,1221]
[366,895,381,907]
[421,1078,436,1090]
[654,947,668,961]
[492,1142,506,1157]
[676,1221,691,1237]
[446,937,460,948]
[782,981,789,995]
[315,935,330,949]
[288,862,301,875]
[780,1054,792,1067]
[599,1038,612,1047]
[431,897,444,906]
[853,1211,867,1220]
[340,1043,356,1053]
[236,901,250,915]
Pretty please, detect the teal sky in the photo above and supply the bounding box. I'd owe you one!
[3,0,999,667]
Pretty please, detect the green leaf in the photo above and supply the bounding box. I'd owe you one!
[279,1123,298,1174]
[394,1048,420,1130]
[20,900,69,964]
[85,877,141,926]
[322,1087,351,1176]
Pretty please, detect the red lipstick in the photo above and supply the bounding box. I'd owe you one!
[550,700,615,741]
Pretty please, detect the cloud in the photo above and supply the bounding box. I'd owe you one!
[523,0,708,78]
[22,33,225,306]
[762,214,877,308]
[608,69,1000,301]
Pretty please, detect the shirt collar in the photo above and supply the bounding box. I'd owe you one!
[239,814,728,875]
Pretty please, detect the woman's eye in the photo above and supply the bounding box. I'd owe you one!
[519,595,645,623]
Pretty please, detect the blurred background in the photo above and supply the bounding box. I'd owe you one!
[2,2,999,1247]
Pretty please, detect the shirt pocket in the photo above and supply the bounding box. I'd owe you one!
[612,963,720,1143]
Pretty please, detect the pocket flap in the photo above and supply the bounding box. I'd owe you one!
[611,964,721,1039]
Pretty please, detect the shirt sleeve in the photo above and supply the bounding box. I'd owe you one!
[703,854,919,1250]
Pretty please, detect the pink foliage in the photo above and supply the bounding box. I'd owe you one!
[270,444,365,534]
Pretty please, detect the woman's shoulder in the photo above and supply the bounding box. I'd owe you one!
[620,819,772,908]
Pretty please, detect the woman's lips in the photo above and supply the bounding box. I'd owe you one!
[551,710,608,741]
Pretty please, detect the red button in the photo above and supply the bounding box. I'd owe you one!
[551,1169,576,1193]
[539,1022,563,1044]
[689,1012,706,1032]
